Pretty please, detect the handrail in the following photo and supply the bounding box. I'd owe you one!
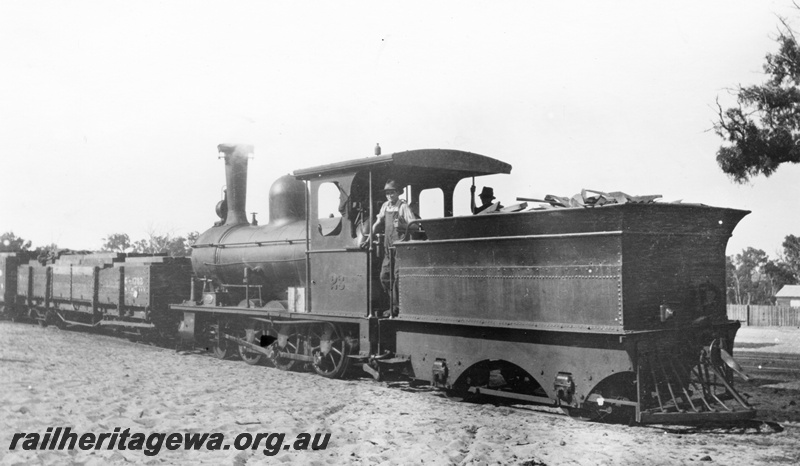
[193,238,303,249]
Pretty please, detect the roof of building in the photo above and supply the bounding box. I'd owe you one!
[776,285,800,298]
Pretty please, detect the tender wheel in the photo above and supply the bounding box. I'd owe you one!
[562,373,636,424]
[238,324,266,366]
[444,362,492,402]
[270,326,301,371]
[309,322,351,378]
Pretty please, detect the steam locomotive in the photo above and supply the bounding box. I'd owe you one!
[0,143,755,424]
[172,144,755,424]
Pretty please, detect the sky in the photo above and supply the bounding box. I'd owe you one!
[1,0,799,258]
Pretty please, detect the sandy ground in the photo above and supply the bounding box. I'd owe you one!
[1,321,799,465]
[736,326,800,354]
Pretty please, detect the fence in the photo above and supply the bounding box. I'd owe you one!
[727,304,800,327]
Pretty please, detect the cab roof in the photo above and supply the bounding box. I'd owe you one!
[293,149,512,181]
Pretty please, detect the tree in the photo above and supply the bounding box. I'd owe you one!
[764,259,795,297]
[726,255,742,304]
[727,247,773,304]
[0,231,32,252]
[101,233,132,252]
[714,21,800,182]
[778,234,800,282]
[726,241,800,304]
[129,231,198,257]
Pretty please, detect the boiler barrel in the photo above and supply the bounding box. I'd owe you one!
[191,220,307,300]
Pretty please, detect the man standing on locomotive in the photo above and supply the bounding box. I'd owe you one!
[369,180,416,318]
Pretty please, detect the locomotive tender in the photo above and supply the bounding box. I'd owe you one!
[172,143,755,424]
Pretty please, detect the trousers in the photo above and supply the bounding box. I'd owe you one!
[379,249,399,312]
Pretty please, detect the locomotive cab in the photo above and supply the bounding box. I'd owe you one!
[294,149,512,317]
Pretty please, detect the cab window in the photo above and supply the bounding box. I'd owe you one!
[317,182,343,236]
[418,188,444,219]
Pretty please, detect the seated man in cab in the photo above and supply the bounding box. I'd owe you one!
[471,186,503,214]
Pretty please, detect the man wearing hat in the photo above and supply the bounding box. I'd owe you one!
[370,180,417,317]
[470,186,502,214]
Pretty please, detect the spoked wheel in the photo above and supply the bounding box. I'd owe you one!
[238,323,267,366]
[308,322,351,378]
[269,325,302,371]
[210,319,233,360]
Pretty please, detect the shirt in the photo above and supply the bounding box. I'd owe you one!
[376,199,416,247]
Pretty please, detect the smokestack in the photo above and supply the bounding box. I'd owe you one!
[217,143,253,226]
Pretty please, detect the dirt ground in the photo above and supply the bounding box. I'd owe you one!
[736,326,800,355]
[731,326,800,425]
[1,321,799,465]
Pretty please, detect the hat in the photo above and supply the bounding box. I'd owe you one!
[383,180,403,192]
[479,187,495,199]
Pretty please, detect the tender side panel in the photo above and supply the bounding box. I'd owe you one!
[398,235,623,330]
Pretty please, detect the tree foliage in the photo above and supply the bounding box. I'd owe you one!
[726,237,800,304]
[715,22,800,182]
[1,231,60,262]
[101,231,198,257]
[0,231,32,252]
[779,233,800,281]
[101,233,132,253]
